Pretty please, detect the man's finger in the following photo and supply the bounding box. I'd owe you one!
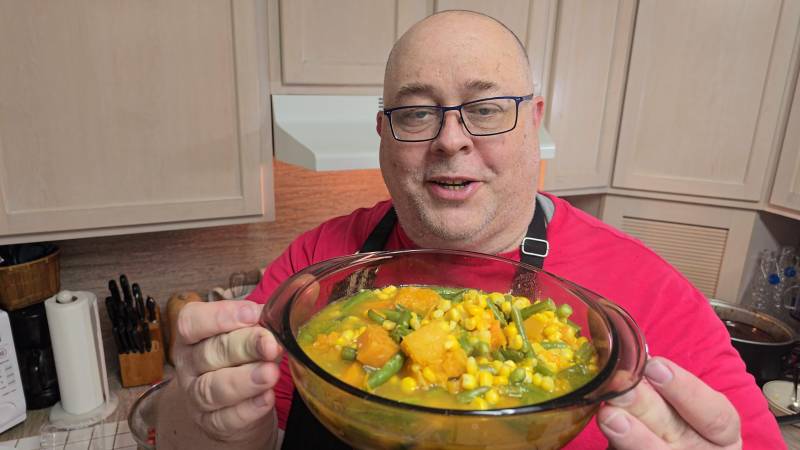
[192,326,282,374]
[188,361,280,412]
[178,300,263,345]
[197,391,276,441]
[598,406,671,450]
[605,377,688,443]
[644,357,741,447]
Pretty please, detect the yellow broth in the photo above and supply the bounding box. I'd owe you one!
[297,285,598,410]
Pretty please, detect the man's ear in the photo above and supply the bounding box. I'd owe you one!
[531,96,545,129]
[375,111,383,136]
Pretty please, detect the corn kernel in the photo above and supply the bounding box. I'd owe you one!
[489,292,505,304]
[382,320,397,330]
[505,325,518,338]
[531,372,543,386]
[478,371,494,387]
[432,309,445,319]
[439,321,450,332]
[461,373,478,390]
[376,291,389,300]
[513,298,531,309]
[478,330,492,344]
[447,379,461,394]
[390,375,399,384]
[466,357,478,375]
[501,301,512,315]
[410,317,421,330]
[477,356,490,365]
[444,335,458,350]
[465,305,482,317]
[423,367,437,383]
[491,360,504,372]
[485,388,500,405]
[499,365,511,377]
[449,321,457,331]
[562,348,574,361]
[494,375,509,386]
[439,300,452,312]
[447,308,461,322]
[342,329,354,341]
[464,318,477,331]
[411,364,422,373]
[510,335,524,350]
[400,377,417,393]
[382,285,397,295]
[421,319,430,326]
[471,397,489,410]
[541,376,555,392]
[478,295,488,309]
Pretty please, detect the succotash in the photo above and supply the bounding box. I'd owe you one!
[297,286,599,410]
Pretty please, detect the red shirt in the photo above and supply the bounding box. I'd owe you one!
[248,193,783,449]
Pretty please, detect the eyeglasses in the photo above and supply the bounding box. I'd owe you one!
[382,94,534,142]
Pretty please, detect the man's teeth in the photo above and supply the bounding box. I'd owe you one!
[435,181,470,190]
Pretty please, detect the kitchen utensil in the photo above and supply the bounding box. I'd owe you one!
[710,300,797,385]
[119,275,133,309]
[260,249,647,450]
[9,302,60,410]
[108,280,122,304]
[128,378,173,450]
[763,380,800,426]
[145,297,156,323]
[132,283,145,321]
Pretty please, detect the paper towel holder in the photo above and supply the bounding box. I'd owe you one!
[46,290,119,429]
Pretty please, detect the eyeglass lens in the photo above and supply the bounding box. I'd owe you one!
[390,98,519,141]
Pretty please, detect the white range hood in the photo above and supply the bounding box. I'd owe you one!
[272,95,556,172]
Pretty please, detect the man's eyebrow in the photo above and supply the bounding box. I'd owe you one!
[464,79,499,93]
[393,83,434,103]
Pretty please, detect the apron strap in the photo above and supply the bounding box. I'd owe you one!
[282,200,548,449]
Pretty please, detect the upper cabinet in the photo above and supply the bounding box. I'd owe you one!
[541,0,636,192]
[612,0,800,201]
[770,75,800,214]
[0,0,274,243]
[279,0,427,86]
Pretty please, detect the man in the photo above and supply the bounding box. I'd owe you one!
[161,11,783,449]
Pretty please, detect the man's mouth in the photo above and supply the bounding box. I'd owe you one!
[430,179,474,190]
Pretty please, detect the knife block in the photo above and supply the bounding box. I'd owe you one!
[118,307,165,388]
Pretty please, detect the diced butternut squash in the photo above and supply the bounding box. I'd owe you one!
[488,318,507,350]
[341,362,365,387]
[401,322,449,367]
[524,314,548,342]
[441,347,468,378]
[395,287,441,316]
[357,325,399,367]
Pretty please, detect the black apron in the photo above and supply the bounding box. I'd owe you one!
[281,200,549,449]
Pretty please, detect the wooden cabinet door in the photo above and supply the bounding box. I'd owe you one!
[542,0,636,191]
[770,78,800,212]
[613,0,800,201]
[0,0,271,241]
[279,0,427,85]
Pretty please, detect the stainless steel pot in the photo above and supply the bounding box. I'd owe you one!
[710,300,797,385]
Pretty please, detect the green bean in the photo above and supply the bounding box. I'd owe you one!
[340,290,375,314]
[432,287,467,302]
[519,299,556,320]
[367,353,405,389]
[475,341,491,357]
[459,335,475,356]
[456,386,490,404]
[576,341,594,363]
[486,300,507,326]
[367,309,385,324]
[565,319,582,336]
[341,346,357,361]
[382,309,404,323]
[557,304,573,319]
[390,325,412,343]
[534,359,556,377]
[509,367,526,384]
[500,348,525,363]
[541,341,568,350]
[511,304,533,356]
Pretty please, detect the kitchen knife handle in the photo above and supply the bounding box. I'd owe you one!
[146,297,157,323]
[108,279,123,303]
[120,274,133,306]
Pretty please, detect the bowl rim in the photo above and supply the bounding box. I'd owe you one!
[127,377,172,448]
[279,248,635,417]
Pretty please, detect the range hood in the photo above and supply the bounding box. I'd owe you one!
[272,95,555,172]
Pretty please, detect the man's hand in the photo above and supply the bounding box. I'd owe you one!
[172,300,283,443]
[598,357,742,449]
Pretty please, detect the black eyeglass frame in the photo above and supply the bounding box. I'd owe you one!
[382,94,534,142]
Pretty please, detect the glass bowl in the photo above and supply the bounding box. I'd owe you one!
[127,378,171,450]
[260,249,646,449]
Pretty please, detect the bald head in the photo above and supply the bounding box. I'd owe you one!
[383,11,533,106]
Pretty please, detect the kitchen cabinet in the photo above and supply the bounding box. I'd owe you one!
[770,76,800,215]
[0,0,274,243]
[612,0,800,201]
[279,0,427,86]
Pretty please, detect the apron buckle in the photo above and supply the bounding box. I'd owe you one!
[521,237,549,258]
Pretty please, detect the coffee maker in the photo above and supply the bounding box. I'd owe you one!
[9,303,60,410]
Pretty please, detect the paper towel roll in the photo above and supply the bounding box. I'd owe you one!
[45,291,104,415]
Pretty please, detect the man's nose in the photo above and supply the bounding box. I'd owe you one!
[432,110,472,155]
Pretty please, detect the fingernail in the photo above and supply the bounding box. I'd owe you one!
[237,304,257,323]
[251,364,269,385]
[602,411,630,435]
[645,359,673,386]
[608,388,635,406]
[253,392,269,407]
